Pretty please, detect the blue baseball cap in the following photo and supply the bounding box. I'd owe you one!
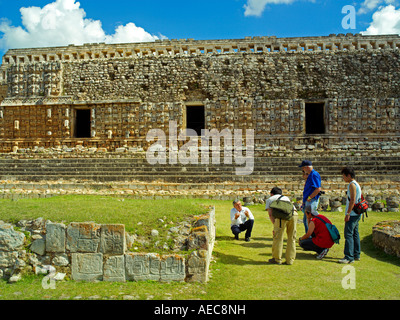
[299,160,312,167]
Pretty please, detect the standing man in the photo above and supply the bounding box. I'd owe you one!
[230,199,255,242]
[299,160,322,233]
[265,187,298,265]
[339,167,362,264]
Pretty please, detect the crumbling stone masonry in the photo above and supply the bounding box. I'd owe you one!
[0,34,400,153]
[372,220,400,258]
[0,207,216,283]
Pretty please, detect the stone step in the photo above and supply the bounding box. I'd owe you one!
[0,171,399,181]
[0,159,399,167]
[1,173,399,183]
[0,155,398,183]
[0,154,398,161]
[0,164,399,173]
[0,156,398,162]
[1,159,399,165]
[0,164,398,172]
[0,164,399,171]
[0,181,399,198]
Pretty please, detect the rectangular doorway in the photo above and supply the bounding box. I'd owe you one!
[305,103,326,134]
[186,105,205,136]
[74,109,91,138]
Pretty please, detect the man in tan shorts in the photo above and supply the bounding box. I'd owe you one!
[265,187,298,265]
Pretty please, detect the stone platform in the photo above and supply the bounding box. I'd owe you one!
[372,221,400,258]
[0,208,216,283]
[0,150,399,199]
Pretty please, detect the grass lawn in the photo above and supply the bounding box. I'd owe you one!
[208,201,400,300]
[0,196,399,300]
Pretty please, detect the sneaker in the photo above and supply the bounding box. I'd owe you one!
[234,234,239,240]
[268,258,282,265]
[316,248,329,260]
[338,258,354,264]
[245,237,251,242]
[354,257,360,261]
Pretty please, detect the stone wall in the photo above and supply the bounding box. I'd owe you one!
[0,97,399,152]
[0,207,215,283]
[2,33,400,70]
[372,220,400,258]
[0,34,400,152]
[0,84,6,104]
[55,51,400,102]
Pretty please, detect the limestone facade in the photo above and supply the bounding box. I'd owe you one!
[0,34,399,152]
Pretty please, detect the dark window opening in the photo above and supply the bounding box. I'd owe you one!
[305,103,325,134]
[186,105,205,136]
[75,109,91,138]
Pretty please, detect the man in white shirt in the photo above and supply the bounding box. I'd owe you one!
[265,187,298,265]
[230,199,255,242]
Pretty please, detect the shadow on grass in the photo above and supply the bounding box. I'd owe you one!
[294,251,339,263]
[215,235,340,265]
[214,250,340,266]
[213,251,268,266]
[215,236,272,248]
[360,234,400,267]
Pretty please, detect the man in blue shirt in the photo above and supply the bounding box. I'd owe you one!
[299,160,322,233]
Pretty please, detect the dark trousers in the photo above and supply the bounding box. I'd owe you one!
[299,238,324,255]
[344,215,361,261]
[231,219,254,238]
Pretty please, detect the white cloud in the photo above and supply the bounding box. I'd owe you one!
[358,0,396,14]
[0,0,163,51]
[361,5,400,35]
[244,0,301,17]
[105,23,164,44]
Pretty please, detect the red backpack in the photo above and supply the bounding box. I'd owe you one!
[353,194,369,215]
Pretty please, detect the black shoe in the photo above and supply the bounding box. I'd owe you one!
[245,237,251,242]
[268,258,281,265]
[234,234,239,240]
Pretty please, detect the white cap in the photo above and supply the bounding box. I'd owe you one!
[305,201,319,216]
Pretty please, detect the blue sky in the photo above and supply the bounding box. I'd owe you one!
[1,0,400,61]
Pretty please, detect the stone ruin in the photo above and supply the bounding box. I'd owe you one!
[0,34,400,275]
[315,195,400,213]
[0,34,400,153]
[0,207,216,284]
[0,34,399,199]
[373,220,400,258]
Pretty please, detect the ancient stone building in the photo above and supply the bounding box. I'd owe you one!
[1,33,400,153]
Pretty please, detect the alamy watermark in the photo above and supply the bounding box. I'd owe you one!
[341,265,356,290]
[41,265,57,290]
[146,121,255,175]
[342,5,356,30]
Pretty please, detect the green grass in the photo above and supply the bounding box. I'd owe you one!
[0,196,399,300]
[0,195,209,252]
[0,195,208,234]
[208,202,400,300]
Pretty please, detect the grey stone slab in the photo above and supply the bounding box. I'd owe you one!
[100,224,125,255]
[186,250,208,283]
[46,222,66,253]
[103,255,125,282]
[71,253,103,281]
[125,253,160,281]
[66,222,101,253]
[0,224,25,252]
[30,238,46,256]
[160,255,185,282]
